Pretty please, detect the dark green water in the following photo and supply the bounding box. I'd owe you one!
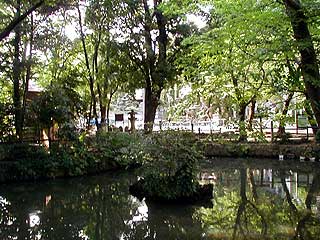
[1,159,320,240]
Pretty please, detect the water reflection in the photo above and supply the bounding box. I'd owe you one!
[0,170,204,240]
[197,159,320,239]
[0,160,320,239]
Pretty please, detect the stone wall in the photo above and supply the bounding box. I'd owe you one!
[204,143,320,160]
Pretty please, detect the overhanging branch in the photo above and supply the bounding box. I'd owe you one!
[0,0,45,41]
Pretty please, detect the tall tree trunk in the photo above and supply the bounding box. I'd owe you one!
[106,87,117,130]
[94,28,104,131]
[304,98,318,135]
[277,92,294,136]
[283,0,320,130]
[142,0,166,133]
[144,84,160,133]
[238,103,247,142]
[21,13,34,139]
[13,0,22,140]
[97,84,103,131]
[106,100,111,130]
[87,99,93,130]
[77,4,99,130]
[280,170,298,213]
[97,91,107,131]
[247,97,256,131]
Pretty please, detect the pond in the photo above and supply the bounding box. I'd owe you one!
[0,158,319,240]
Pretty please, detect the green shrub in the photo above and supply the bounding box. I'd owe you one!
[137,131,204,200]
[249,131,267,143]
[48,142,96,176]
[92,131,146,168]
[11,144,50,179]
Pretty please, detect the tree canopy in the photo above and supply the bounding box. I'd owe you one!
[0,0,319,140]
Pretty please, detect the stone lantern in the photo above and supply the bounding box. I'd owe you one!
[128,110,137,132]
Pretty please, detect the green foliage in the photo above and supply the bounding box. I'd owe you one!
[92,132,146,168]
[6,144,50,179]
[248,131,267,143]
[48,143,93,176]
[0,102,14,142]
[47,132,146,176]
[136,131,204,200]
[29,85,79,130]
[1,132,147,180]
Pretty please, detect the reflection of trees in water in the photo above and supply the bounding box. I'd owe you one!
[232,168,267,239]
[0,188,46,240]
[279,170,320,239]
[1,167,320,240]
[0,172,204,240]
[0,174,141,240]
[119,201,204,240]
[145,202,203,240]
[282,170,320,240]
[196,167,320,240]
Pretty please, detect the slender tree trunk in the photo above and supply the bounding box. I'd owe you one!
[100,104,106,130]
[21,13,34,139]
[106,87,117,130]
[13,0,22,140]
[304,96,318,135]
[87,99,93,130]
[247,97,256,131]
[94,29,104,131]
[77,5,99,130]
[283,0,320,129]
[96,84,103,131]
[248,169,258,202]
[106,101,111,130]
[280,171,298,213]
[278,92,294,136]
[238,103,247,142]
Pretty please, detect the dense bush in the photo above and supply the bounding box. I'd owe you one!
[4,143,50,179]
[0,103,14,142]
[2,131,206,193]
[132,131,205,200]
[89,131,147,168]
[2,132,147,181]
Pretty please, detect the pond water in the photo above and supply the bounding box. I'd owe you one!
[0,159,320,240]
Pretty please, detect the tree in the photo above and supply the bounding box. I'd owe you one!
[177,0,290,141]
[29,83,80,147]
[0,0,78,139]
[118,0,194,132]
[0,0,44,41]
[0,0,78,42]
[75,0,138,131]
[283,0,320,131]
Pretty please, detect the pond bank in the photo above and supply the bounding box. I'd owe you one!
[204,142,320,160]
[1,141,319,184]
[0,158,121,184]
